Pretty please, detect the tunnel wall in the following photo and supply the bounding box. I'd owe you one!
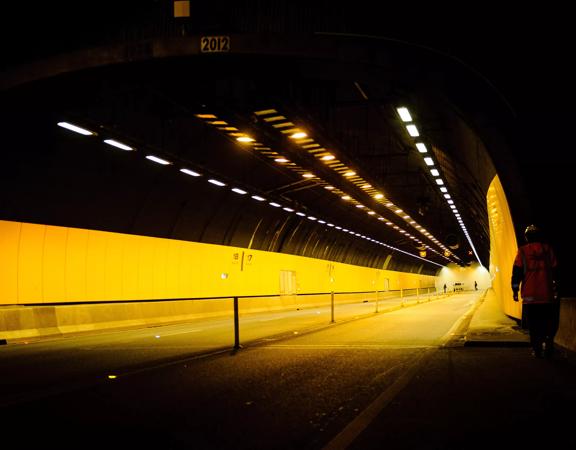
[0,219,435,305]
[487,175,521,319]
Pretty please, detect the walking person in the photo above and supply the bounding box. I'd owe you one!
[511,225,559,358]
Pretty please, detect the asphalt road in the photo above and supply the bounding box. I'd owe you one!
[3,292,575,449]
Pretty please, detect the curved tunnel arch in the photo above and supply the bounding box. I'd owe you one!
[0,32,525,305]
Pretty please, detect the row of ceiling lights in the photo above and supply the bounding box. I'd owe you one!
[56,121,444,268]
[195,109,457,264]
[395,107,481,264]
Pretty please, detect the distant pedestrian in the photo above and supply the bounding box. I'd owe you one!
[443,283,446,294]
[474,281,478,290]
[512,225,559,358]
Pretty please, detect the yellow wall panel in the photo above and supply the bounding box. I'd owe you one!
[121,233,140,300]
[138,237,155,299]
[152,239,169,299]
[1,220,438,305]
[487,175,521,319]
[0,220,21,303]
[43,225,68,302]
[18,223,46,303]
[178,243,197,296]
[65,228,89,302]
[86,230,108,301]
[165,240,181,299]
[104,232,124,300]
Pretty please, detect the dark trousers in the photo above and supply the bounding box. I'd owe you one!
[523,303,560,353]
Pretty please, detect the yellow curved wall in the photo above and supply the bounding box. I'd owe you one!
[487,175,521,319]
[0,220,436,305]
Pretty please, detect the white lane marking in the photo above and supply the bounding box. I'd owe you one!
[322,348,435,450]
[262,344,434,350]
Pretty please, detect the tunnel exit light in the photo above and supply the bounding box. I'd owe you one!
[104,139,134,151]
[396,107,413,122]
[406,125,419,137]
[57,122,95,135]
[180,168,201,177]
[146,155,171,165]
[416,143,428,153]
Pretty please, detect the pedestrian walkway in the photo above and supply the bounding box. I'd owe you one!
[465,288,529,346]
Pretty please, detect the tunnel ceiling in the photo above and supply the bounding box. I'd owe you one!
[0,2,529,274]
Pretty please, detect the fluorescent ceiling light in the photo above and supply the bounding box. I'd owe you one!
[440,187,448,193]
[430,169,440,176]
[290,132,308,139]
[302,173,314,178]
[307,216,317,221]
[415,143,428,153]
[104,139,133,151]
[274,158,289,163]
[232,188,247,195]
[374,193,384,199]
[283,207,294,212]
[324,186,335,190]
[57,122,95,135]
[396,107,413,122]
[406,125,419,137]
[424,157,434,166]
[344,171,356,177]
[435,178,444,185]
[269,202,281,207]
[236,136,254,143]
[251,195,266,201]
[146,155,171,165]
[296,212,306,217]
[321,154,335,161]
[208,179,226,186]
[180,168,201,177]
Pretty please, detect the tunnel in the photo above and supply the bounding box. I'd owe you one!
[1,2,575,449]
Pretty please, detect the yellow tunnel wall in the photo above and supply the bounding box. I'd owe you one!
[0,220,437,305]
[487,175,521,319]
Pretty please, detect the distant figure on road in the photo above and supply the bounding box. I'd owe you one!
[443,283,447,294]
[474,281,478,290]
[512,224,559,358]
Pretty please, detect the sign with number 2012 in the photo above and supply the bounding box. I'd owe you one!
[200,36,230,53]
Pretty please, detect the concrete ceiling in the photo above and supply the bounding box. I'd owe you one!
[1,1,573,283]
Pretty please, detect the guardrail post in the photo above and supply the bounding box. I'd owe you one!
[233,296,241,350]
[330,291,335,323]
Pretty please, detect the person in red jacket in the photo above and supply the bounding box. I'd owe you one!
[512,225,559,358]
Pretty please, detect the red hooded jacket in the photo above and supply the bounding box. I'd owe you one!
[512,242,557,304]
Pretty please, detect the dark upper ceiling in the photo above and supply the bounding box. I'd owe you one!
[1,1,574,284]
